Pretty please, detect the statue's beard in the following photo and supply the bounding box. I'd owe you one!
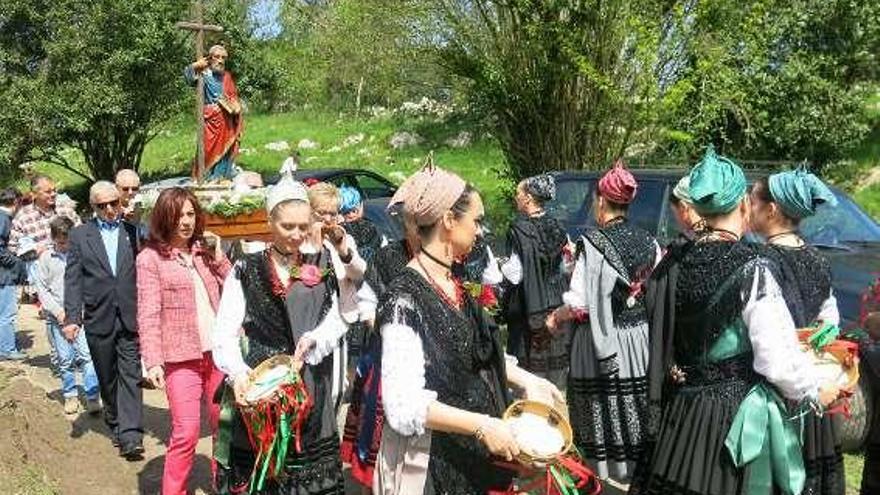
[210,64,225,75]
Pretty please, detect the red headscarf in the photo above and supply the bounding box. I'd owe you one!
[598,159,637,204]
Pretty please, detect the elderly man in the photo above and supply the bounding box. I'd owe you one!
[184,44,243,181]
[10,175,81,256]
[114,169,141,222]
[64,181,143,459]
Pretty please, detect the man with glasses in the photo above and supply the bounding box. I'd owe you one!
[63,181,144,460]
[114,169,141,222]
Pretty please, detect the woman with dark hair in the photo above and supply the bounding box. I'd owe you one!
[630,147,841,495]
[547,160,661,482]
[501,173,571,388]
[373,165,561,494]
[136,187,232,495]
[212,178,348,494]
[750,168,843,495]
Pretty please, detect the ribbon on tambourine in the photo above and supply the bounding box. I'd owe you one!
[238,370,313,492]
[496,448,602,495]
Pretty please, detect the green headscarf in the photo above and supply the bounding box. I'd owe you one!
[767,166,838,219]
[688,145,747,215]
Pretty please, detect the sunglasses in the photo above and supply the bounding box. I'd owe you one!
[120,186,140,192]
[93,199,120,209]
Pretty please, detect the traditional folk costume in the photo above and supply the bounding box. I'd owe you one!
[341,237,413,487]
[376,267,513,494]
[502,174,570,388]
[761,169,843,495]
[212,182,347,495]
[560,163,660,480]
[630,147,824,495]
[371,165,518,494]
[339,185,384,364]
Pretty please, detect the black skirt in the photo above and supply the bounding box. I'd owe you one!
[801,413,844,495]
[629,360,759,495]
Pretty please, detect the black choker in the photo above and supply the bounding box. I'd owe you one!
[421,249,452,270]
[603,216,626,227]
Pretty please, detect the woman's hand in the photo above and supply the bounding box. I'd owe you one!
[477,416,520,462]
[524,376,565,406]
[232,372,253,406]
[293,335,316,370]
[818,383,841,408]
[146,365,165,390]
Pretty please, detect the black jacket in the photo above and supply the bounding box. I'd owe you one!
[64,219,139,334]
[0,210,26,287]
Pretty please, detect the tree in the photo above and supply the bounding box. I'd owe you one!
[435,0,672,177]
[0,0,191,180]
[653,0,879,168]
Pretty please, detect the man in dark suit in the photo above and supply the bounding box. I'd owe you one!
[63,180,144,459]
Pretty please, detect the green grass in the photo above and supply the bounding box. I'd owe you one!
[34,110,515,228]
[844,453,864,494]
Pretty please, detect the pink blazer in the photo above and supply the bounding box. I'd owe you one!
[136,243,232,370]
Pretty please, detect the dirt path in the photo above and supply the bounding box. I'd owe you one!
[0,303,213,494]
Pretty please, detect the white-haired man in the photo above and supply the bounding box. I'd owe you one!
[63,181,143,459]
[114,169,140,222]
[184,44,243,181]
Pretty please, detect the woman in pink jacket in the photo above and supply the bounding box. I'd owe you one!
[137,187,231,495]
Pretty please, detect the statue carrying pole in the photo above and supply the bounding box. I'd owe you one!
[176,0,223,183]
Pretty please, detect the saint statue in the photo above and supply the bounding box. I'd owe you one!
[184,44,243,181]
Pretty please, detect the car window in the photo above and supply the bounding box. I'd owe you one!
[627,179,667,236]
[546,177,666,239]
[355,173,396,199]
[547,178,594,233]
[327,175,359,190]
[801,189,880,245]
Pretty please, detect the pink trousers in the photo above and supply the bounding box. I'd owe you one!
[162,352,224,495]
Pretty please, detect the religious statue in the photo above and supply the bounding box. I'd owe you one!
[183,44,243,181]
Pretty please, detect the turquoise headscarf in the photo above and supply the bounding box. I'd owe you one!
[688,145,747,215]
[767,166,838,220]
[339,185,362,215]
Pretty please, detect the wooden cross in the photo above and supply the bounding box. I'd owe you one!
[176,0,223,183]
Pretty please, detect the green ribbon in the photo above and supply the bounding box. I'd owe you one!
[808,322,839,351]
[214,386,236,468]
[725,383,805,495]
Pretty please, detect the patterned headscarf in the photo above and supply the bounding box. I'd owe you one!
[388,163,467,226]
[523,174,556,202]
[672,175,692,204]
[598,159,638,204]
[688,145,746,215]
[768,165,837,219]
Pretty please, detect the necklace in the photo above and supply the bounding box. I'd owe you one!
[702,227,741,242]
[417,255,462,309]
[602,216,626,228]
[421,248,453,270]
[271,244,301,265]
[766,231,801,244]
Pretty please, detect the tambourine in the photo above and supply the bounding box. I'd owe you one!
[236,355,312,492]
[502,400,573,465]
[796,329,859,390]
[243,354,300,404]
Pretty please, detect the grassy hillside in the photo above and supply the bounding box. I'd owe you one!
[36,111,515,227]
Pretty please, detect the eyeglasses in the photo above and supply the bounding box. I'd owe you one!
[313,209,338,220]
[93,199,120,209]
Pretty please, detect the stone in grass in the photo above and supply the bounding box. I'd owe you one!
[444,131,472,148]
[389,131,423,150]
[342,133,365,147]
[298,138,320,150]
[264,141,290,152]
[326,145,342,153]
